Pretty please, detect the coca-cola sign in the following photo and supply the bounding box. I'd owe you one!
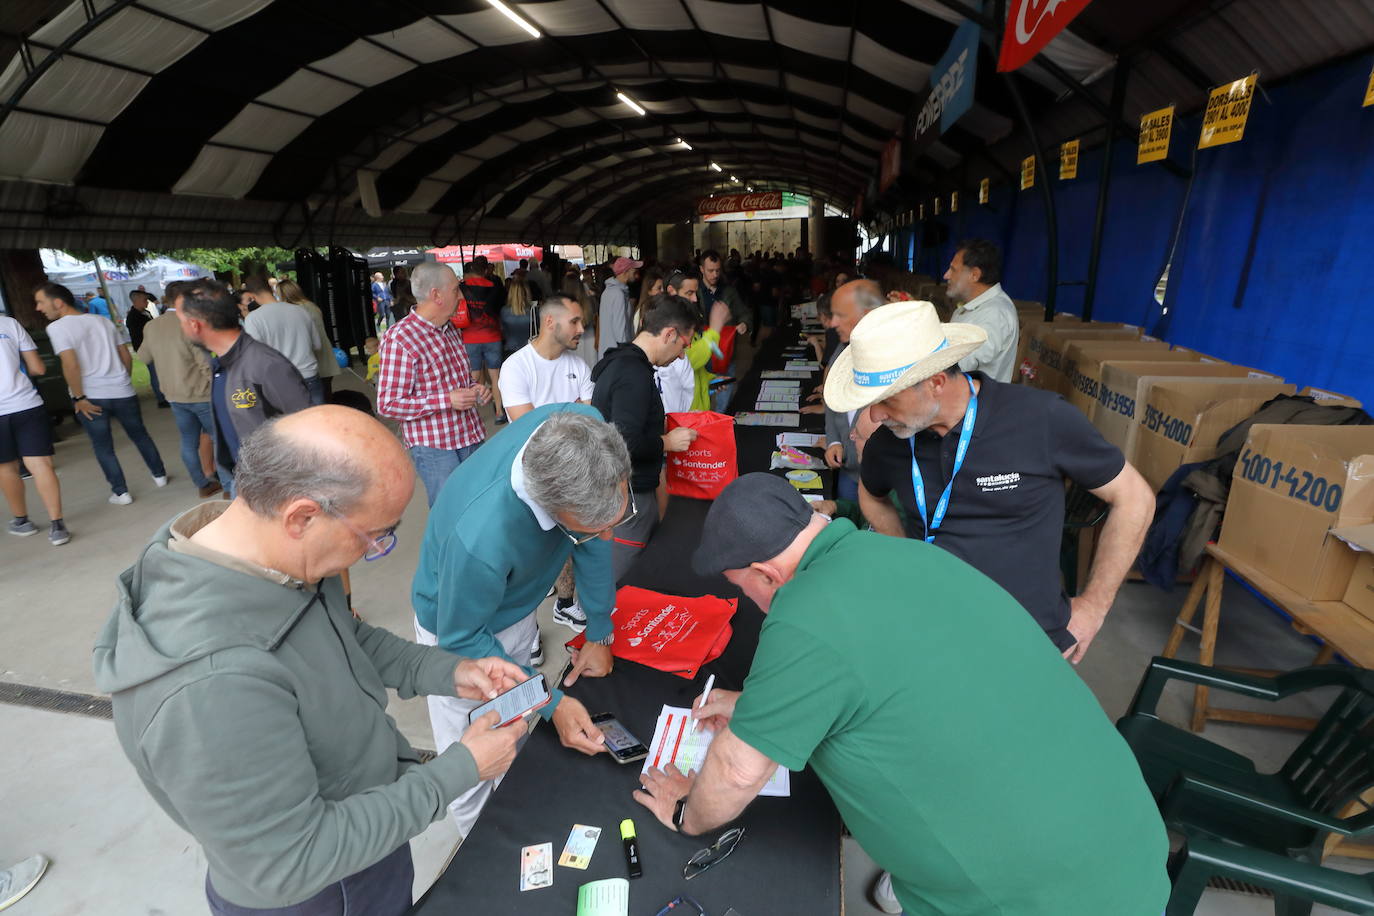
[997,0,1096,73]
[696,191,783,217]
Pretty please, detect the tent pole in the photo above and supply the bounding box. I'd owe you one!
[1002,70,1058,321]
[1084,60,1131,323]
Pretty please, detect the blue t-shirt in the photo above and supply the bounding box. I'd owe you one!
[210,355,242,460]
[86,297,111,319]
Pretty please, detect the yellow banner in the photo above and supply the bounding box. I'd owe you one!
[951,190,959,212]
[1365,62,1374,107]
[1020,155,1035,190]
[978,178,989,204]
[1199,74,1257,149]
[933,196,941,215]
[919,203,925,220]
[1059,139,1080,180]
[1138,105,1174,164]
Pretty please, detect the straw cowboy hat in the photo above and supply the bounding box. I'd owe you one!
[824,300,987,412]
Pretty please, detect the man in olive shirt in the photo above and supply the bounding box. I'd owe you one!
[137,280,224,497]
[635,474,1168,916]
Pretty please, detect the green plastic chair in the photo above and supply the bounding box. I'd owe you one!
[1118,658,1374,869]
[1167,830,1374,915]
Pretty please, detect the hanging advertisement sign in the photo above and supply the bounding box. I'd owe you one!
[879,137,902,193]
[1137,105,1174,164]
[951,190,959,212]
[696,191,784,217]
[909,18,981,156]
[998,0,1096,73]
[1363,62,1373,107]
[1198,73,1258,149]
[1020,155,1035,190]
[919,203,926,220]
[979,178,990,204]
[933,196,942,215]
[1059,139,1080,179]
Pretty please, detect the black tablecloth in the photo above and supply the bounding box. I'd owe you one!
[407,322,843,915]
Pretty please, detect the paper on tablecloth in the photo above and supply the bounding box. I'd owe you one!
[735,412,799,427]
[777,432,827,448]
[642,705,790,797]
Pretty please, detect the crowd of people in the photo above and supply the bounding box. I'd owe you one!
[2,239,1171,916]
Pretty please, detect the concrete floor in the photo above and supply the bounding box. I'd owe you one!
[0,369,1357,915]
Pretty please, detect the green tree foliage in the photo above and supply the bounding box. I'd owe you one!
[62,246,303,284]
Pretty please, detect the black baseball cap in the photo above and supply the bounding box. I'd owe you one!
[692,473,814,576]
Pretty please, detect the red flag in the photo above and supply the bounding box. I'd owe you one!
[997,0,1095,73]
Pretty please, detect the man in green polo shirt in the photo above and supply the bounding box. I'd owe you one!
[634,473,1168,916]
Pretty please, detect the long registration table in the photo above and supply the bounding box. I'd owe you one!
[409,326,841,915]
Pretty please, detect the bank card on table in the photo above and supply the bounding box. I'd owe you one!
[521,843,553,891]
[559,825,602,869]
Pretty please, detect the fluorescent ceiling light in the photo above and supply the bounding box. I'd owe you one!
[486,0,540,38]
[746,186,754,191]
[709,162,722,172]
[616,91,646,116]
[676,137,693,150]
[730,175,739,182]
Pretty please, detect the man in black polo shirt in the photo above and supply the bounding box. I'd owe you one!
[824,301,1154,663]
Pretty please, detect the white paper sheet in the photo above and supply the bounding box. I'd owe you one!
[777,432,827,448]
[642,706,790,797]
[735,412,800,426]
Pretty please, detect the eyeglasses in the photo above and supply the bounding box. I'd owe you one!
[327,511,398,561]
[682,826,745,880]
[653,895,705,916]
[558,489,636,546]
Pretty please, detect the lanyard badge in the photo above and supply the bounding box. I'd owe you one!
[908,375,977,544]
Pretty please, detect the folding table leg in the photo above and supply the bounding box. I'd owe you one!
[1164,562,1210,659]
[1190,559,1226,733]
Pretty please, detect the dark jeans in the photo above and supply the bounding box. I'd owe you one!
[306,376,325,406]
[170,401,231,490]
[147,363,169,406]
[206,844,413,916]
[837,470,860,503]
[77,395,165,495]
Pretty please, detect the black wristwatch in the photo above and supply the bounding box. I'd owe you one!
[71,394,86,403]
[672,796,689,832]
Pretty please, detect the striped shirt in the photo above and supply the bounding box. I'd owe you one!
[376,311,485,451]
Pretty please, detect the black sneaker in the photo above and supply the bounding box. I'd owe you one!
[49,520,70,546]
[552,597,587,633]
[529,634,544,667]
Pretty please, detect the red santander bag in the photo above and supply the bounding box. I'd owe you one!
[664,411,737,500]
[707,324,737,375]
[566,586,737,679]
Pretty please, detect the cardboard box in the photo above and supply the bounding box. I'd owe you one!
[1061,340,1181,410]
[1022,324,1142,392]
[1093,362,1282,457]
[1015,317,1085,383]
[1300,386,1364,408]
[1169,345,1230,364]
[1332,524,1374,621]
[1219,426,1374,600]
[1133,378,1295,491]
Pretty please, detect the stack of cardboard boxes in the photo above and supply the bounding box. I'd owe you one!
[1015,316,1371,629]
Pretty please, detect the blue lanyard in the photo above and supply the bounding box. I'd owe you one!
[908,375,978,544]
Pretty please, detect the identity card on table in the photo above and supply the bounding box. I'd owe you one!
[642,705,790,796]
[520,843,553,891]
[559,825,602,869]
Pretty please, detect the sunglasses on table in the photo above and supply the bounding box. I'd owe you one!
[683,826,745,880]
[557,489,637,546]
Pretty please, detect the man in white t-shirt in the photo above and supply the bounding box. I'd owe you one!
[0,314,68,545]
[497,293,596,662]
[498,294,594,421]
[242,275,322,403]
[35,283,167,505]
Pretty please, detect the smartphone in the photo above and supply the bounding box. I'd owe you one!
[467,674,550,727]
[708,376,736,390]
[590,712,649,764]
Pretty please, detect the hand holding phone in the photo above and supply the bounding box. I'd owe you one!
[466,674,551,728]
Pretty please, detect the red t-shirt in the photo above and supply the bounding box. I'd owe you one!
[453,276,502,344]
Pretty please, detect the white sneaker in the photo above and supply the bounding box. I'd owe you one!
[153,475,169,487]
[553,598,587,633]
[0,853,50,910]
[109,491,133,505]
[872,871,902,915]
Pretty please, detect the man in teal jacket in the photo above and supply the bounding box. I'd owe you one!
[93,406,528,915]
[412,402,632,834]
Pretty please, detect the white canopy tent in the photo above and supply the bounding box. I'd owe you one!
[39,250,206,323]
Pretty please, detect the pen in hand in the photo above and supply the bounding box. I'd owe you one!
[691,674,715,733]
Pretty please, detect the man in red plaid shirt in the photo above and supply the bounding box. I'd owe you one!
[377,262,491,505]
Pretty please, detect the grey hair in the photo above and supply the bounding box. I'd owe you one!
[853,284,885,314]
[410,261,456,302]
[523,411,631,529]
[234,417,373,517]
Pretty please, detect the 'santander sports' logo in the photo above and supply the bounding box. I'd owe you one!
[231,387,258,409]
